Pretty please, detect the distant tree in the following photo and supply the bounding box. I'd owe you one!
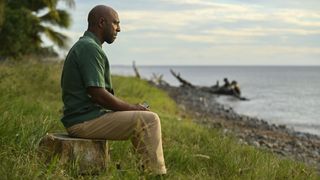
[0,0,75,57]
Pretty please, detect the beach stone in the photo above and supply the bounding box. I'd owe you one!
[38,133,109,174]
[265,142,273,148]
[252,141,260,147]
[295,141,303,148]
[311,150,319,157]
[273,149,286,156]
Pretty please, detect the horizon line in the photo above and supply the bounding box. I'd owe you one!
[111,64,320,67]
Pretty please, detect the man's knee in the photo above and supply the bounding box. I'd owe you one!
[141,111,160,125]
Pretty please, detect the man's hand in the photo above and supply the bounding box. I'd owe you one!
[131,104,149,111]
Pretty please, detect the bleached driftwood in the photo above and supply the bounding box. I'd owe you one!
[132,61,141,79]
[150,73,170,86]
[38,133,109,174]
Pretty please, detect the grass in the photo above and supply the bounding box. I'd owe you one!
[0,59,318,179]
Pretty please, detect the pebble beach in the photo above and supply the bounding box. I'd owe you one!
[156,84,320,172]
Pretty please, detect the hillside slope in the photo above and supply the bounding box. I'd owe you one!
[0,60,317,179]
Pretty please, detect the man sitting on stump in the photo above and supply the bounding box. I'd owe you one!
[60,5,166,175]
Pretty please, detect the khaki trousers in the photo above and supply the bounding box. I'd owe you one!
[67,111,167,174]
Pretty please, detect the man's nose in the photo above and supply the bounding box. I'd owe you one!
[117,25,121,32]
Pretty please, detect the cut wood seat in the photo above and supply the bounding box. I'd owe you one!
[38,133,109,174]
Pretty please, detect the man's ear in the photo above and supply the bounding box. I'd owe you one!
[98,17,105,28]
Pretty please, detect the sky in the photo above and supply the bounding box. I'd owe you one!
[50,0,320,65]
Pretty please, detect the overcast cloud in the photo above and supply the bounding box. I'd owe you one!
[52,0,320,65]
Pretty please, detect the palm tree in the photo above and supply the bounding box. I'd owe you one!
[1,0,75,57]
[16,0,74,48]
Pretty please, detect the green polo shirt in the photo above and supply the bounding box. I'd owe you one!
[61,31,113,128]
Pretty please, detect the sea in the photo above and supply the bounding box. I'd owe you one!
[111,65,320,136]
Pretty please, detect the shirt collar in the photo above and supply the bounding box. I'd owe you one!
[83,31,102,46]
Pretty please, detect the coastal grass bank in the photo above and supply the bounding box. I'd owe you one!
[0,60,318,179]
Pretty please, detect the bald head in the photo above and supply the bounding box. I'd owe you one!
[88,5,115,28]
[87,5,120,44]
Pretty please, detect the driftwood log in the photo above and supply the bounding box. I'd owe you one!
[38,133,109,174]
[170,69,248,100]
[150,73,170,86]
[170,69,194,88]
[132,61,141,79]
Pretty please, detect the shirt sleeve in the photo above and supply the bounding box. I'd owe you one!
[77,43,105,88]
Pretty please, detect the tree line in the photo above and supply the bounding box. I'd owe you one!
[0,0,74,58]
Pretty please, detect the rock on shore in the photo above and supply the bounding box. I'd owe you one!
[156,84,320,172]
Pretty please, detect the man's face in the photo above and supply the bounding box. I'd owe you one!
[103,11,120,44]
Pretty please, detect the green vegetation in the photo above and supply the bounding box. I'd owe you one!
[0,60,318,179]
[0,0,74,57]
[0,1,4,27]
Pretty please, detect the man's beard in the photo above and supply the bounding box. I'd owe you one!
[105,34,115,44]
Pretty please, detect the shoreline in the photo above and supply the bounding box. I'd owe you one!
[155,83,320,172]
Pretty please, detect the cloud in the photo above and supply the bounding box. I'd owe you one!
[165,45,320,65]
[52,0,320,65]
[130,47,166,53]
[117,1,320,52]
[274,9,320,27]
[120,10,196,31]
[176,27,320,43]
[120,3,320,36]
[119,2,268,32]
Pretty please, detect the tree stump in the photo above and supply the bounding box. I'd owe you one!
[38,133,109,174]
